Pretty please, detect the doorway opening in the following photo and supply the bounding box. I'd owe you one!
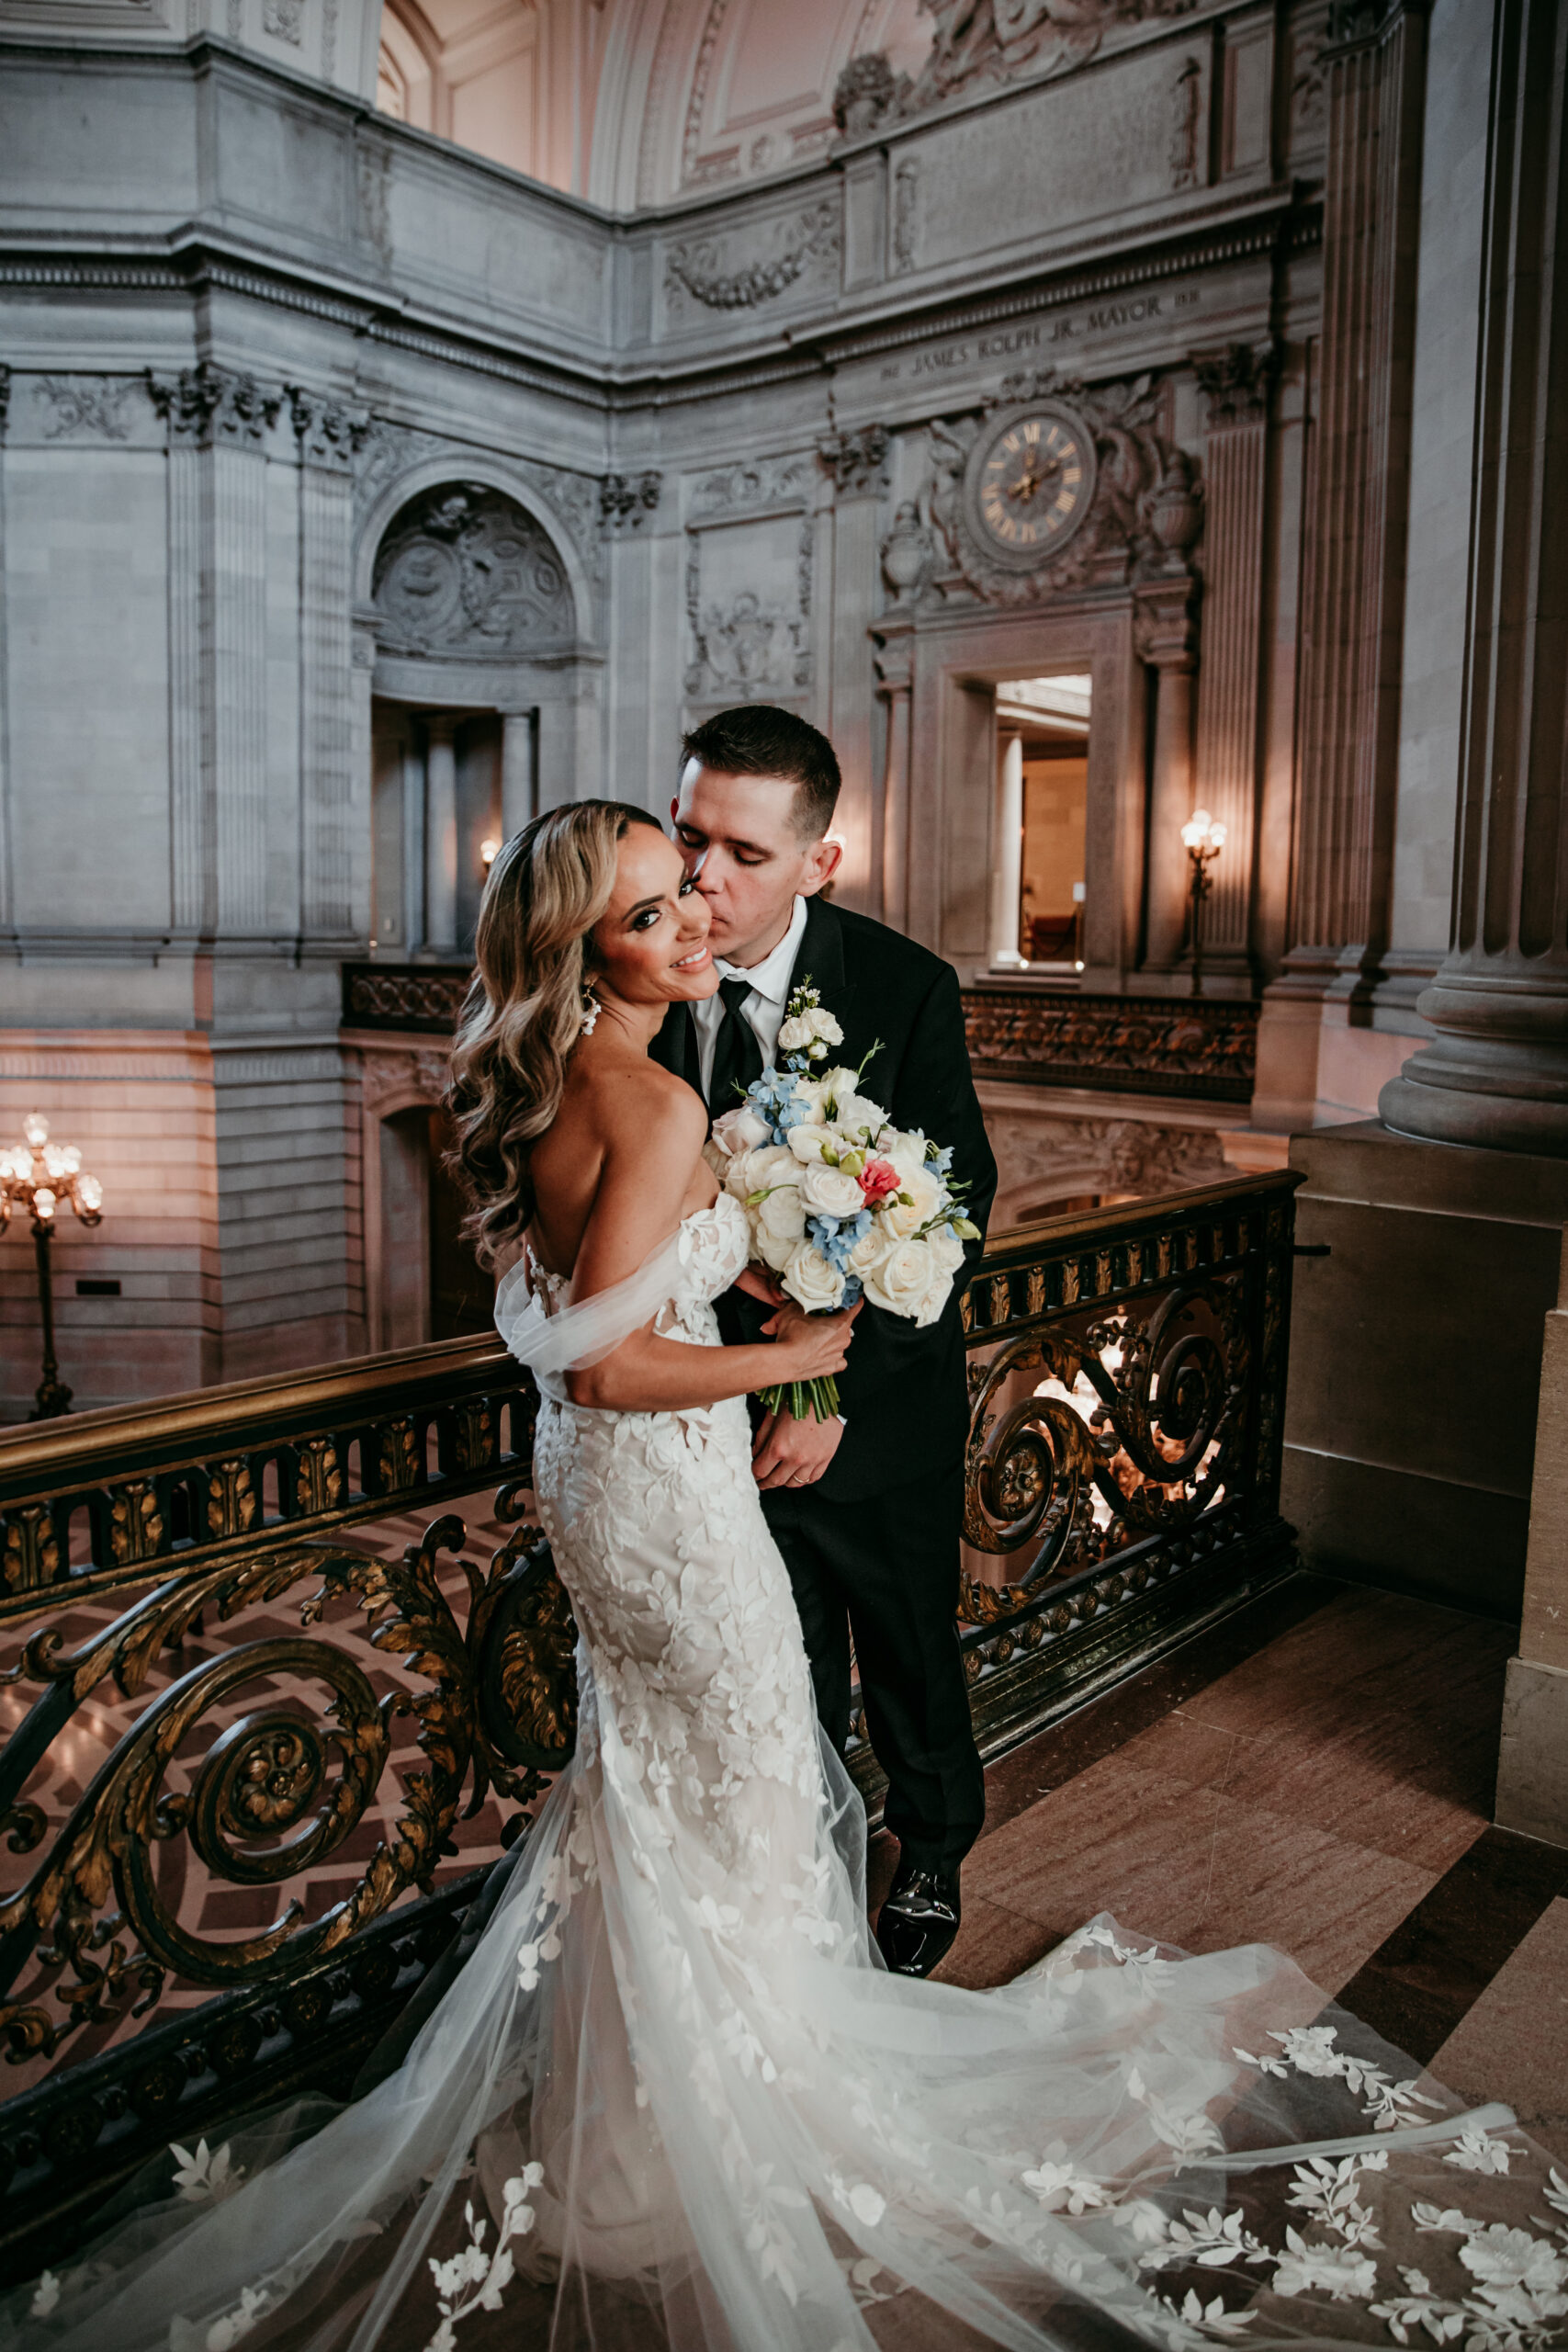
[378,1104,492,1349]
[370,705,522,960]
[990,675,1091,971]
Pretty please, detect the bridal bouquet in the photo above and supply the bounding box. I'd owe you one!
[705,978,980,1422]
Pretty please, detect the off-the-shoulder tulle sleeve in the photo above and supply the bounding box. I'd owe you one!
[492,1228,687,1376]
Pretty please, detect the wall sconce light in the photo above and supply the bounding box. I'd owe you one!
[479,837,500,871]
[1179,808,1226,999]
[0,1114,105,1419]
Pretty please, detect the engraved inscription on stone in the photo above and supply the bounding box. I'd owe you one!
[371,484,574,657]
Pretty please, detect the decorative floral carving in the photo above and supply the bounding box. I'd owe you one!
[686,589,807,699]
[832,51,908,133]
[358,1045,453,1109]
[665,200,840,312]
[599,470,663,530]
[356,424,600,592]
[288,385,371,470]
[372,483,573,657]
[147,363,283,447]
[965,989,1256,1100]
[892,158,919,273]
[687,454,810,518]
[817,425,890,496]
[37,378,134,442]
[1193,340,1276,426]
[263,0,303,40]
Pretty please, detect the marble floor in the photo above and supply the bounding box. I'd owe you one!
[887,1575,1568,2162]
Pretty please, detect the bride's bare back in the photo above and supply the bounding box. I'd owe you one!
[526,1035,716,1285]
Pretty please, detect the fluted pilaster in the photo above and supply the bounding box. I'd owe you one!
[1382,0,1568,1150]
[1192,343,1273,967]
[1286,0,1428,980]
[291,388,369,941]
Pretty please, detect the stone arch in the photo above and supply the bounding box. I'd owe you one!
[355,457,593,645]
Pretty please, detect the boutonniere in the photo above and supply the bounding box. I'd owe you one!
[773,976,843,1068]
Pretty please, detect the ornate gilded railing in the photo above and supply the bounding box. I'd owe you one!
[0,1170,1299,2273]
[963,985,1259,1101]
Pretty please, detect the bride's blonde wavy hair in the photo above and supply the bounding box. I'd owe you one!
[447,798,665,1268]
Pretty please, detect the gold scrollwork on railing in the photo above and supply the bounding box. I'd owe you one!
[0,1500,577,2067]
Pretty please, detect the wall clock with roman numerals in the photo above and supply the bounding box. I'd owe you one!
[962,399,1099,574]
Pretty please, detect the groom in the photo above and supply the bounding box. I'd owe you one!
[651,704,997,1977]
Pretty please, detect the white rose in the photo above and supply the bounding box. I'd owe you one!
[785,1078,829,1125]
[724,1143,795,1203]
[710,1103,773,1156]
[863,1237,940,1321]
[799,1160,866,1220]
[777,1014,813,1055]
[832,1091,889,1139]
[754,1181,807,1271]
[817,1065,861,1109]
[884,1130,930,1182]
[915,1270,955,1329]
[879,1164,942,1240]
[780,1239,846,1312]
[927,1222,967,1278]
[806,1008,844,1045]
[785,1125,829,1163]
[847,1221,896,1279]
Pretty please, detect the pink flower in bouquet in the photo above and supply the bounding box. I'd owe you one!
[858,1156,902,1205]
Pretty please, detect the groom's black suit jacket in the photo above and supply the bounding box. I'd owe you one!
[649,895,998,1505]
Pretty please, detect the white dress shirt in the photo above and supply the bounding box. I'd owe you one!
[690,892,809,1102]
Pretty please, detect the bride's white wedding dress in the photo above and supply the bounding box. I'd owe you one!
[6,1193,1564,2352]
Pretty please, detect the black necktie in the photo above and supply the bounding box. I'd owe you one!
[707,977,763,1114]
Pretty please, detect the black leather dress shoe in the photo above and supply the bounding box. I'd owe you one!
[874,1861,961,1977]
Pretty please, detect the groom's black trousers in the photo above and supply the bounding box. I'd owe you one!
[762,1463,987,1880]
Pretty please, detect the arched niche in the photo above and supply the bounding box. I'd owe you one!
[370,482,575,661]
[355,465,603,902]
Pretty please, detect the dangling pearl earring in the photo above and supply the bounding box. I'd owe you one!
[581,986,601,1036]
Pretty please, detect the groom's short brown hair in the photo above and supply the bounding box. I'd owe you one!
[679,706,841,840]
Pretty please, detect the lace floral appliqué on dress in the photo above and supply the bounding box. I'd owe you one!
[6,1193,1563,2352]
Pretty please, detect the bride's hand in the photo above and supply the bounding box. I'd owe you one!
[761,1299,860,1380]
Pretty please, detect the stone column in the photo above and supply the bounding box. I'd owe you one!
[501,708,536,837]
[874,628,913,933]
[990,733,1026,967]
[1381,0,1568,1151]
[0,368,10,939]
[290,389,369,944]
[1192,344,1273,967]
[1135,577,1201,972]
[424,716,458,956]
[1280,0,1428,999]
[1496,1263,1568,1845]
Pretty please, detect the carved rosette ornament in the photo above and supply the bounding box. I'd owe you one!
[926,369,1199,606]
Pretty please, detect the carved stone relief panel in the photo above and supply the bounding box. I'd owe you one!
[978,1086,1229,1231]
[661,196,842,326]
[682,458,816,702]
[831,0,1202,130]
[371,484,574,658]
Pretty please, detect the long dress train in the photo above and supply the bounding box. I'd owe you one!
[4,1194,1564,2352]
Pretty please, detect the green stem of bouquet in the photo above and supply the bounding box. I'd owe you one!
[757,1374,840,1423]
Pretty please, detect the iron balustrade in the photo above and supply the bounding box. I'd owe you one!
[0,1169,1300,2274]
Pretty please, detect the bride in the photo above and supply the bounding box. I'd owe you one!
[7,801,1562,2352]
